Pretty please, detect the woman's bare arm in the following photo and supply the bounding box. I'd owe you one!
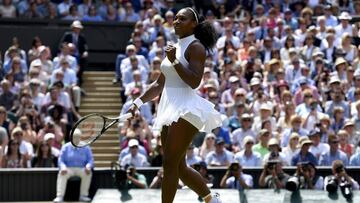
[138,73,165,103]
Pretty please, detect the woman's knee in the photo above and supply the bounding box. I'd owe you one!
[162,155,180,170]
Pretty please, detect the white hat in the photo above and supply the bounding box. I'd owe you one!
[339,12,352,20]
[128,139,139,147]
[242,136,255,148]
[30,59,42,67]
[229,76,240,83]
[152,14,164,23]
[126,44,136,52]
[71,20,84,29]
[329,76,341,84]
[268,138,279,146]
[354,69,360,77]
[260,103,272,111]
[44,133,55,141]
[250,77,261,86]
[37,45,46,53]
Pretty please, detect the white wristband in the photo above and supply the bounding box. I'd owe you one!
[133,98,144,108]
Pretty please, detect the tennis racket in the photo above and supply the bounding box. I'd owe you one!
[70,113,133,147]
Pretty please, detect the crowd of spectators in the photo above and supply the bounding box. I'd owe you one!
[0,19,87,169]
[115,0,360,181]
[1,0,360,194]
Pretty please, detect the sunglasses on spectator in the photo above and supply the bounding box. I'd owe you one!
[11,142,19,146]
[130,146,138,149]
[304,95,312,98]
[246,142,254,145]
[243,119,252,122]
[207,137,215,140]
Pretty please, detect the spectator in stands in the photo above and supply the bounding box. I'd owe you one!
[220,162,253,190]
[338,129,354,158]
[119,2,140,22]
[23,1,44,19]
[325,90,350,119]
[252,129,270,158]
[15,91,39,127]
[53,43,78,73]
[51,58,81,111]
[205,137,233,167]
[122,56,148,87]
[17,116,37,146]
[264,138,288,166]
[77,0,92,18]
[350,143,360,166]
[63,5,80,21]
[0,127,8,167]
[319,134,349,166]
[186,144,201,166]
[0,0,16,18]
[0,79,18,111]
[0,106,13,136]
[115,44,149,84]
[199,133,216,161]
[231,113,256,152]
[82,5,103,22]
[252,103,276,133]
[234,136,262,167]
[31,141,57,167]
[281,115,308,147]
[57,0,72,18]
[324,160,359,192]
[37,117,63,150]
[1,139,26,168]
[282,132,300,165]
[120,139,149,168]
[308,128,330,160]
[330,106,346,134]
[8,56,26,83]
[291,136,318,166]
[259,159,289,189]
[60,20,88,85]
[11,127,33,167]
[119,130,148,160]
[53,129,93,203]
[42,132,60,158]
[29,78,45,111]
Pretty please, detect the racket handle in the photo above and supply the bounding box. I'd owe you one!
[119,113,133,121]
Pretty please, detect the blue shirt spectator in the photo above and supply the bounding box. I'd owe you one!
[349,152,360,166]
[58,142,94,169]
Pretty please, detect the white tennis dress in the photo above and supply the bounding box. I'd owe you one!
[152,35,222,133]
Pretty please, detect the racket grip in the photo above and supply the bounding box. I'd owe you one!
[120,113,133,121]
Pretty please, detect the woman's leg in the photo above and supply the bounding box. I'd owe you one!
[178,156,211,197]
[160,118,201,203]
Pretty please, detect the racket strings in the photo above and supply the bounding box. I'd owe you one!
[74,115,105,147]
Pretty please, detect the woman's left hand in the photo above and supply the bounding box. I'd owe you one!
[165,43,176,63]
